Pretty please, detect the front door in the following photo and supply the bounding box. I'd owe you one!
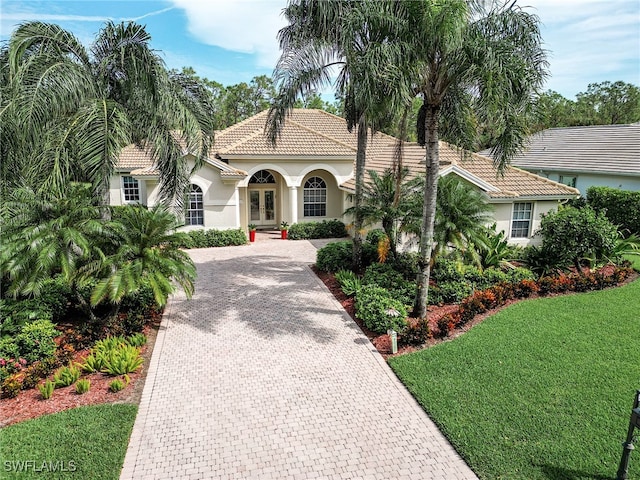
[249,189,276,227]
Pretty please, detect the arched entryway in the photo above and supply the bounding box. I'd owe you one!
[248,170,278,227]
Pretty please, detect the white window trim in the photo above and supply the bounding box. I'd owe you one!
[303,176,327,218]
[186,184,205,227]
[510,201,535,239]
[121,175,141,204]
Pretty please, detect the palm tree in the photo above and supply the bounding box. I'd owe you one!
[345,168,421,259]
[1,21,214,206]
[395,1,548,318]
[267,0,405,270]
[432,175,494,265]
[92,205,196,322]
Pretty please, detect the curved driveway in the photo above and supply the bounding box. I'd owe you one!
[120,233,477,480]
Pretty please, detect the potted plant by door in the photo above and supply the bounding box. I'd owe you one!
[248,224,257,242]
[279,221,289,240]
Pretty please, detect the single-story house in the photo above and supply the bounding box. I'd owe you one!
[112,109,578,246]
[481,123,640,194]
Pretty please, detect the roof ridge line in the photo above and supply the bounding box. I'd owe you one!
[219,127,265,153]
[215,110,269,137]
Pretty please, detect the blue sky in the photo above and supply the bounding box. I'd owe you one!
[1,0,638,99]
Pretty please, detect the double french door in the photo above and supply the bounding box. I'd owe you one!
[249,189,276,227]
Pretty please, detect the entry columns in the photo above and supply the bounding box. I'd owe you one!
[289,186,298,225]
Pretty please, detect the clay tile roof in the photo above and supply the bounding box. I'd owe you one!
[213,109,395,157]
[341,141,579,199]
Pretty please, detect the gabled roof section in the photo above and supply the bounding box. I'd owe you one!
[341,142,580,199]
[118,144,246,178]
[481,124,640,176]
[213,109,396,157]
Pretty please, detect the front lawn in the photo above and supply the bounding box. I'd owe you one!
[389,278,640,480]
[0,404,137,480]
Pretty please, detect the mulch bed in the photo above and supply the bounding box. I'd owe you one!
[314,266,639,360]
[0,319,160,428]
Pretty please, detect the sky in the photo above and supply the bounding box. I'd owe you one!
[1,0,639,100]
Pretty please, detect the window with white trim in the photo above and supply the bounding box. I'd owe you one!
[186,184,204,226]
[511,202,533,238]
[303,176,327,217]
[122,176,140,202]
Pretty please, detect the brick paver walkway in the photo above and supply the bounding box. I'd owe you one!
[120,233,478,479]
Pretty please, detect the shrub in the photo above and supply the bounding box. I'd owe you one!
[334,270,361,297]
[15,319,58,364]
[0,337,20,363]
[389,252,420,280]
[355,285,408,334]
[0,299,52,337]
[75,378,91,394]
[287,220,348,240]
[21,363,44,390]
[538,206,618,269]
[2,373,23,398]
[399,319,430,346]
[109,378,125,393]
[437,314,458,337]
[316,241,353,272]
[102,345,143,375]
[362,263,416,306]
[176,228,247,248]
[435,281,474,304]
[55,344,76,366]
[52,365,81,388]
[82,353,106,373]
[366,229,387,246]
[587,186,640,236]
[38,379,55,399]
[506,267,536,284]
[432,258,466,284]
[125,333,147,348]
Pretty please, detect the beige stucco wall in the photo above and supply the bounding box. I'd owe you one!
[492,199,562,247]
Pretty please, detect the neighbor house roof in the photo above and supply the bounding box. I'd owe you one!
[481,124,640,176]
[213,109,396,158]
[341,142,580,200]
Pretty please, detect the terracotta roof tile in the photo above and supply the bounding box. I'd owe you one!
[341,142,579,199]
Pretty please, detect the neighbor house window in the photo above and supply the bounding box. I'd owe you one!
[186,184,204,226]
[122,176,140,202]
[559,175,577,188]
[511,202,533,238]
[303,176,327,217]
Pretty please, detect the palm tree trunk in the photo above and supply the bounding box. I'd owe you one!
[415,103,440,319]
[352,115,368,271]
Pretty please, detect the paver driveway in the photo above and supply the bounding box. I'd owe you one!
[121,234,477,480]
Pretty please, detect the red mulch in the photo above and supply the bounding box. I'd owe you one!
[314,266,638,360]
[0,321,159,427]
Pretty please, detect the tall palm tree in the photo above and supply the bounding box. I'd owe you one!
[1,21,214,205]
[395,1,548,318]
[266,0,405,270]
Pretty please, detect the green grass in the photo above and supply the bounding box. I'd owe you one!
[0,404,137,480]
[390,279,640,480]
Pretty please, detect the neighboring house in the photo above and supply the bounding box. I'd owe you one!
[481,124,640,194]
[112,109,578,246]
[342,142,579,246]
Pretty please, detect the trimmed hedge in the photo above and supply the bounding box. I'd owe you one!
[176,228,247,248]
[287,220,348,240]
[587,186,640,235]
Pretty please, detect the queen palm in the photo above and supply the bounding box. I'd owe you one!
[1,21,214,205]
[395,1,548,317]
[267,0,405,270]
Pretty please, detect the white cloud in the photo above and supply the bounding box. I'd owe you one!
[522,0,640,96]
[170,0,287,68]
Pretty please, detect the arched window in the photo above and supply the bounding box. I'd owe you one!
[186,184,204,226]
[303,176,326,217]
[249,170,276,184]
